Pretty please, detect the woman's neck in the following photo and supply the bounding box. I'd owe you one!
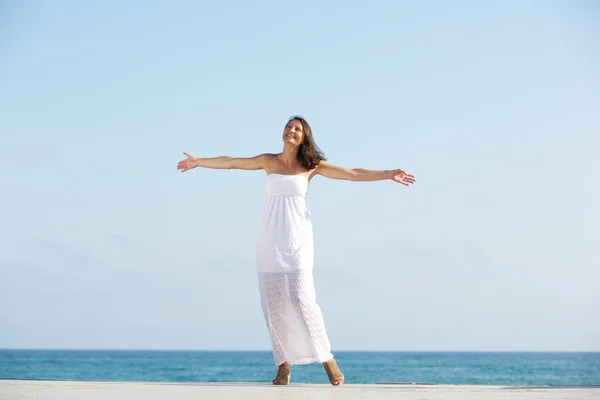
[279,144,299,165]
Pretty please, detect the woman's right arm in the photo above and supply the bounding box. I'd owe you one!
[177,152,271,172]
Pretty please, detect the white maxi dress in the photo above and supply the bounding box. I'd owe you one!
[255,173,334,366]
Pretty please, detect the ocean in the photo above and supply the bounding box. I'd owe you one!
[0,350,598,386]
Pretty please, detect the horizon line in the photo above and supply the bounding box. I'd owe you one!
[1,348,598,353]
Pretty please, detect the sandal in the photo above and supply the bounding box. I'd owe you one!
[323,358,344,386]
[272,363,291,385]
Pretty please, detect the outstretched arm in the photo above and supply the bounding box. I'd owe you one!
[177,152,270,172]
[314,161,416,186]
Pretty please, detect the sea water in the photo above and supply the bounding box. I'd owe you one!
[1,350,598,386]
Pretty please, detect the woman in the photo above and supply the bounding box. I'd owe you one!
[177,116,416,386]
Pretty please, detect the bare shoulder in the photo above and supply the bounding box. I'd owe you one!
[259,152,278,163]
[313,161,341,174]
[259,153,280,172]
[310,161,333,177]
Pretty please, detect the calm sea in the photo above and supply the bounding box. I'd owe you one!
[0,350,598,386]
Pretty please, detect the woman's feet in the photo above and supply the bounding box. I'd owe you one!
[272,362,291,385]
[323,358,344,386]
[272,360,344,386]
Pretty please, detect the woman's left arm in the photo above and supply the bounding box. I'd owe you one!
[314,161,416,186]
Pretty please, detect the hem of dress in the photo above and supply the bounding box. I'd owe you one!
[276,353,334,366]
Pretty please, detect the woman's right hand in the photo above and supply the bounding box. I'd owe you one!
[177,152,198,172]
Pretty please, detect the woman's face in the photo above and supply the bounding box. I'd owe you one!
[282,119,304,146]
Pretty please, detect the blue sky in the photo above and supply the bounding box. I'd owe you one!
[1,0,599,351]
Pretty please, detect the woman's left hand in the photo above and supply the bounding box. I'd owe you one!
[391,169,416,186]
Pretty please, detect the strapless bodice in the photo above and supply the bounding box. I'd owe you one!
[264,174,309,197]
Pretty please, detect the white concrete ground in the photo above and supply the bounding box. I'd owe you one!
[0,380,598,400]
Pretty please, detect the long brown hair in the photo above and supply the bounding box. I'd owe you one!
[286,116,326,170]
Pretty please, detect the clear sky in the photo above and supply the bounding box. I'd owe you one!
[1,0,599,352]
